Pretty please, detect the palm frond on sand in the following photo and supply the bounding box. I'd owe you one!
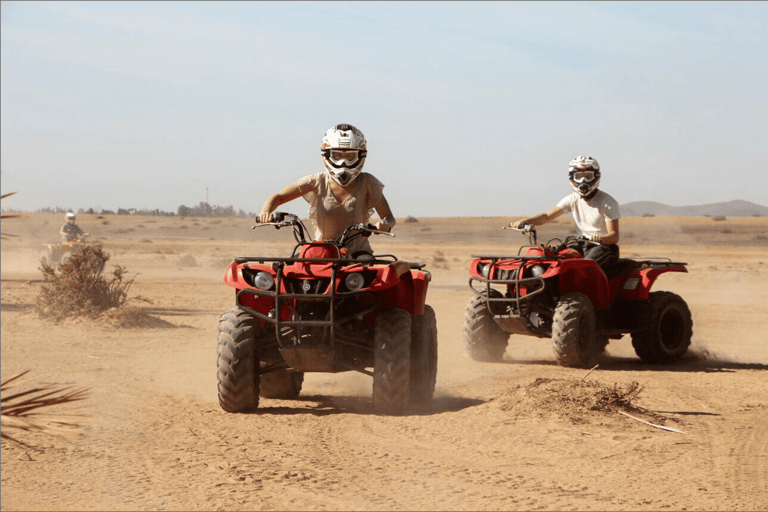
[1,191,20,239]
[1,370,90,450]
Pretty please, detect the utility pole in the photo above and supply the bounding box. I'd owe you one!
[206,187,209,204]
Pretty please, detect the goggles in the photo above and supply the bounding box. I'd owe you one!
[323,148,367,168]
[570,170,596,182]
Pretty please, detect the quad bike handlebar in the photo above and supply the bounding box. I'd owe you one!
[503,222,538,246]
[251,211,394,248]
[503,223,602,253]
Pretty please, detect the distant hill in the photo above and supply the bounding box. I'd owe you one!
[621,199,768,217]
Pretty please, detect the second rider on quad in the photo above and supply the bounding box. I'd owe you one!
[510,155,621,275]
[464,154,693,367]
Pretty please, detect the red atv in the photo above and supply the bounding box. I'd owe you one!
[463,223,693,367]
[217,212,437,415]
[40,233,99,273]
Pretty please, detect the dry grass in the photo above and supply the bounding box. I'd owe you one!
[493,377,670,426]
[35,244,151,322]
[1,370,89,450]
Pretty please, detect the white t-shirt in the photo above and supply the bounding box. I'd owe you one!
[556,190,621,238]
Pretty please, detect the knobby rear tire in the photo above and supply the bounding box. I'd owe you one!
[631,291,693,364]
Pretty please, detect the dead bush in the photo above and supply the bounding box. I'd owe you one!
[35,245,150,323]
[492,377,668,426]
[179,254,198,267]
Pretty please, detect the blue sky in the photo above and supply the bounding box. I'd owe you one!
[2,1,766,217]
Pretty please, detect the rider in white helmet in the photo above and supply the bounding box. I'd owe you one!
[510,155,621,273]
[259,124,396,257]
[60,212,86,243]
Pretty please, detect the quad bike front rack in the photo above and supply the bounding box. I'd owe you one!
[234,255,397,353]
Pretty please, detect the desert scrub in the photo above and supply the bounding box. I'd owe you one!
[35,244,150,322]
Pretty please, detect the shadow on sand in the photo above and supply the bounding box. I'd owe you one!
[492,351,768,374]
[247,393,485,417]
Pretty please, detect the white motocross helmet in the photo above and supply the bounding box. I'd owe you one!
[66,212,76,223]
[320,124,367,186]
[568,155,601,197]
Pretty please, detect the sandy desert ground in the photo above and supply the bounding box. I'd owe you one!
[1,212,767,511]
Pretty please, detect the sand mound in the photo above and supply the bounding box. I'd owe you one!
[97,305,175,329]
[491,377,668,426]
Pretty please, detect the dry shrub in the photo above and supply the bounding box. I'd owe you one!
[179,254,198,267]
[432,250,449,269]
[35,245,150,323]
[492,377,666,426]
[1,370,89,450]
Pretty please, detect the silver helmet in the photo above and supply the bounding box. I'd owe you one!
[568,155,601,197]
[320,124,368,186]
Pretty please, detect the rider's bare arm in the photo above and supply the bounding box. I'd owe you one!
[259,182,305,223]
[590,218,620,244]
[509,205,565,229]
[373,196,396,233]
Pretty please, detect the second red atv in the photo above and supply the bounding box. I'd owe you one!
[463,223,693,368]
[217,212,437,415]
[40,234,100,273]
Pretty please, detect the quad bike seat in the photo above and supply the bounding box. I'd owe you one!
[605,258,642,280]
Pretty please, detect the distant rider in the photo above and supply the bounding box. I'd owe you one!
[60,212,86,243]
[258,124,397,258]
[510,155,621,274]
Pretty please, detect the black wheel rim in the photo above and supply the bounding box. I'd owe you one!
[659,307,684,351]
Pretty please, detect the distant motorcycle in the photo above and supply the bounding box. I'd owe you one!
[40,233,100,272]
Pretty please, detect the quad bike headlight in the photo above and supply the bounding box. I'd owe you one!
[254,271,275,290]
[530,264,547,277]
[345,272,365,291]
[478,263,491,278]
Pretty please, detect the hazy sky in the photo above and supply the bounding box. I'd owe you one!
[2,1,766,217]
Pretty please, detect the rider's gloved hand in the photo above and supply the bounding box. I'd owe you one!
[374,220,391,233]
